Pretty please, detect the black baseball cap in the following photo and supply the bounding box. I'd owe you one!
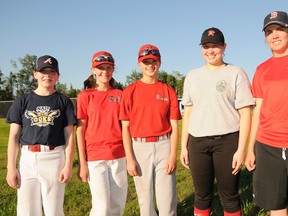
[263,11,288,31]
[200,27,225,46]
[35,55,59,73]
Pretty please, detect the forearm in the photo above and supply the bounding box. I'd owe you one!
[76,124,88,167]
[247,99,262,153]
[7,123,21,170]
[121,121,134,161]
[181,106,192,151]
[237,106,252,152]
[64,125,75,169]
[169,120,178,159]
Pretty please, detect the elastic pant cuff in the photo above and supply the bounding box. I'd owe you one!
[194,207,211,216]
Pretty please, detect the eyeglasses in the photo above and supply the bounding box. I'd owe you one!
[93,55,114,63]
[138,49,160,58]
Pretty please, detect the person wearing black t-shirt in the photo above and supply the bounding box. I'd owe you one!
[6,55,76,216]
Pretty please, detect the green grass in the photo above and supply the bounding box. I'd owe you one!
[0,119,268,215]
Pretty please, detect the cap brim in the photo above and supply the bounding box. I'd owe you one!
[92,61,114,68]
[37,66,59,73]
[138,55,161,63]
[263,21,287,31]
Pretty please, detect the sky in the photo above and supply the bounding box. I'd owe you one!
[0,1,287,90]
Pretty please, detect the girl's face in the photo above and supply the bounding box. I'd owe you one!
[264,24,288,57]
[138,59,160,79]
[33,68,59,89]
[92,63,114,85]
[201,43,226,67]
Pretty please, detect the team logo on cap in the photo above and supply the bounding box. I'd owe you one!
[269,12,279,20]
[43,58,53,64]
[208,30,215,37]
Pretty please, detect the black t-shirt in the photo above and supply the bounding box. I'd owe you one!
[6,91,77,146]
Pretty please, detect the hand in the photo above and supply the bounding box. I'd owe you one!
[6,168,21,189]
[232,150,244,175]
[180,148,190,169]
[244,151,256,171]
[59,166,73,184]
[77,164,89,182]
[127,159,140,177]
[166,155,177,175]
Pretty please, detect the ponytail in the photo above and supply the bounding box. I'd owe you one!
[83,74,96,89]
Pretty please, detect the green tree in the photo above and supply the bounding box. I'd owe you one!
[55,82,68,95]
[172,71,185,98]
[11,55,37,97]
[0,71,16,100]
[66,85,81,98]
[125,70,142,85]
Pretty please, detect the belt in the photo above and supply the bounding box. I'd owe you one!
[133,133,170,143]
[20,144,56,152]
[203,131,239,140]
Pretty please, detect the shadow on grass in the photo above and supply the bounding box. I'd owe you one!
[177,168,265,216]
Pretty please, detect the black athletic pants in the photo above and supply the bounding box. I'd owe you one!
[187,132,241,213]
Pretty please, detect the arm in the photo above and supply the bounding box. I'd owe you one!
[245,98,262,171]
[76,119,89,182]
[6,123,21,189]
[58,124,75,183]
[232,106,252,175]
[121,120,139,176]
[166,119,178,174]
[180,106,192,169]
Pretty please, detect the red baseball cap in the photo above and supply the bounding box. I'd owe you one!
[91,51,115,68]
[138,44,161,63]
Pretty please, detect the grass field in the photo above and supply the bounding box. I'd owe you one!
[0,118,268,215]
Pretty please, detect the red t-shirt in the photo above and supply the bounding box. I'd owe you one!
[252,55,288,147]
[77,88,125,161]
[120,80,181,138]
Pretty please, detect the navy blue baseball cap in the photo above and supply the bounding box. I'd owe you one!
[35,55,59,73]
[263,11,288,31]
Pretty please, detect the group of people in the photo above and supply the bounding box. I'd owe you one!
[5,10,288,216]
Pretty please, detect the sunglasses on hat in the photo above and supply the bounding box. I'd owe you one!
[138,49,160,58]
[93,55,114,63]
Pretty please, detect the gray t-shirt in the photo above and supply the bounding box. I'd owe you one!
[182,64,255,137]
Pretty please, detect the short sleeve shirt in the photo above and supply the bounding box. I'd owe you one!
[77,88,125,161]
[252,55,288,147]
[120,80,181,138]
[182,64,255,137]
[6,91,76,146]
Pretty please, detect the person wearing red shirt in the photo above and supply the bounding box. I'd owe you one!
[120,44,181,216]
[76,51,127,216]
[245,11,288,216]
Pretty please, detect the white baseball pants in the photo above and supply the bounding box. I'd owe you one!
[87,157,128,216]
[17,147,65,216]
[132,139,177,216]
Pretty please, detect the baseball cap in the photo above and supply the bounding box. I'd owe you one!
[35,55,59,73]
[200,27,225,46]
[138,44,161,63]
[263,11,288,31]
[91,51,115,68]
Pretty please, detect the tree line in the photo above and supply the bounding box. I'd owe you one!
[0,54,185,101]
